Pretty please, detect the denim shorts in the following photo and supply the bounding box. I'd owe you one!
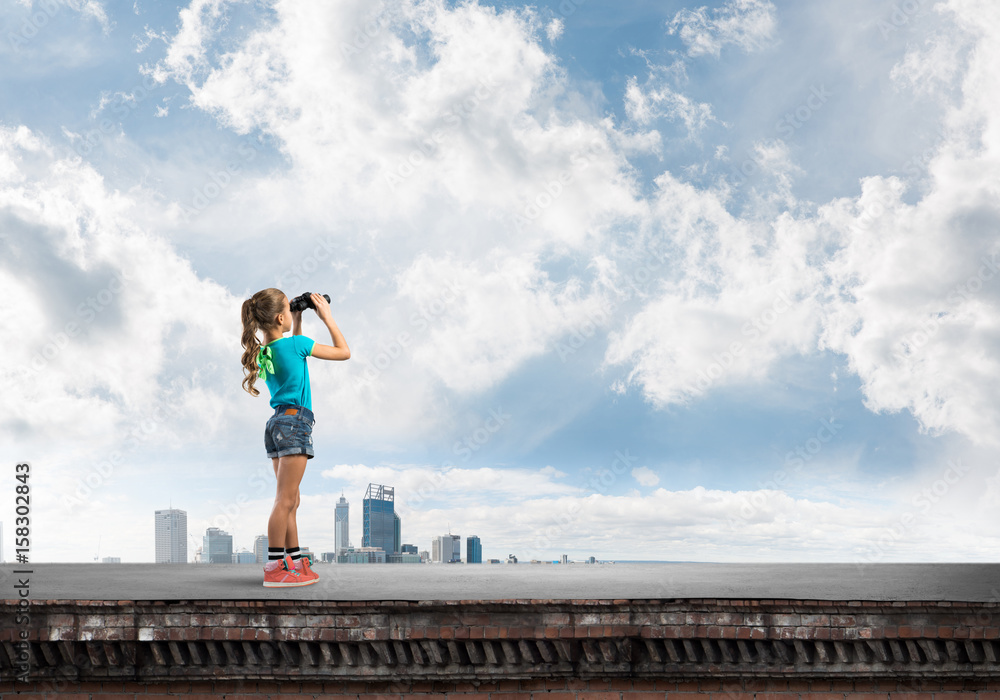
[264,405,315,459]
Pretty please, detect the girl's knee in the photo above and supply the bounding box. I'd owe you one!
[274,494,297,511]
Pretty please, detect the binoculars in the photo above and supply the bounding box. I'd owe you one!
[289,292,330,312]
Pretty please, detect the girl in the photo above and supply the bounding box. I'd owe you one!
[240,288,350,587]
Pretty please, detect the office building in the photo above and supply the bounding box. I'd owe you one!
[433,534,460,562]
[253,535,268,564]
[467,535,482,563]
[154,509,187,563]
[362,483,395,558]
[393,512,401,554]
[233,548,255,564]
[335,493,350,556]
[203,527,233,564]
[337,546,386,563]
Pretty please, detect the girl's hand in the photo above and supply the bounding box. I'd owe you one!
[311,293,333,322]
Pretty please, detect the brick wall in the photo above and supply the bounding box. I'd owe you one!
[4,676,1000,698]
[2,597,999,694]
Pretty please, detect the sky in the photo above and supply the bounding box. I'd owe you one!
[1,0,999,565]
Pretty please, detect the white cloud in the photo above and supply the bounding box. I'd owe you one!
[394,249,610,393]
[668,0,777,58]
[815,0,1000,447]
[624,74,718,135]
[602,165,826,408]
[632,465,660,486]
[545,18,563,42]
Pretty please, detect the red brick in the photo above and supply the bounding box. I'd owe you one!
[631,680,659,691]
[519,678,548,690]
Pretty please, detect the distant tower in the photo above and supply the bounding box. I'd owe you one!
[393,512,401,554]
[253,535,269,564]
[467,535,482,563]
[362,484,395,556]
[155,509,188,563]
[335,492,350,556]
[203,527,233,564]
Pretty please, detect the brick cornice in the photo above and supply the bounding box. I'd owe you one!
[2,598,999,682]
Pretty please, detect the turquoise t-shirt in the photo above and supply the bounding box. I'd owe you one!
[261,335,316,411]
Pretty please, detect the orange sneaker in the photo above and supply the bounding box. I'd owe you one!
[263,554,315,587]
[294,556,319,583]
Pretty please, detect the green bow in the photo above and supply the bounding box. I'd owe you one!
[257,345,275,382]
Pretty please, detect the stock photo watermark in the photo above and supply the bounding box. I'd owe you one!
[453,406,511,461]
[555,234,674,363]
[356,277,465,389]
[727,415,843,530]
[7,0,91,51]
[678,288,795,400]
[61,394,189,513]
[14,269,133,387]
[274,234,341,290]
[384,74,501,191]
[891,251,999,366]
[853,457,971,571]
[71,74,164,159]
[511,137,605,233]
[876,0,931,39]
[177,137,266,224]
[525,448,639,559]
[338,2,392,63]
[728,84,832,186]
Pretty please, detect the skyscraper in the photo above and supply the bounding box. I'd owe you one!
[335,492,350,556]
[433,533,460,562]
[467,535,482,563]
[154,509,187,563]
[362,483,395,557]
[393,512,401,554]
[203,527,233,564]
[253,535,268,564]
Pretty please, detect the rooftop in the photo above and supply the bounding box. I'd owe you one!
[3,561,998,602]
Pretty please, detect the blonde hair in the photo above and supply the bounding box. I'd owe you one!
[240,288,286,396]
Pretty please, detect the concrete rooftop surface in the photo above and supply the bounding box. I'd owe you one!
[1,562,998,602]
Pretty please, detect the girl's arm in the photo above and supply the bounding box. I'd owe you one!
[309,293,351,361]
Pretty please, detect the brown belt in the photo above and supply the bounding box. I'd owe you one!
[283,408,298,416]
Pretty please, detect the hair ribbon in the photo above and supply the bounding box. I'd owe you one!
[257,345,275,381]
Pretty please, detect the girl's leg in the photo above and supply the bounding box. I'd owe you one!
[266,454,307,551]
[285,491,302,549]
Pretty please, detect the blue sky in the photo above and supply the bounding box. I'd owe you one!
[1,0,999,564]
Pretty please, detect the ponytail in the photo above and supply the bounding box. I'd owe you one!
[240,289,285,396]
